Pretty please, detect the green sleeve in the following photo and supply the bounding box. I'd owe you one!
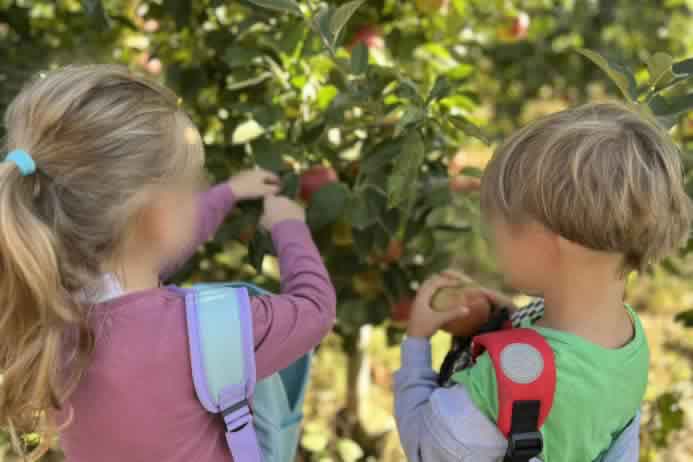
[451,353,499,423]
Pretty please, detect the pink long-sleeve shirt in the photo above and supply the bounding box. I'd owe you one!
[59,184,336,462]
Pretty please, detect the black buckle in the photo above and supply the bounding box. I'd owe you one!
[506,431,543,459]
[221,398,249,418]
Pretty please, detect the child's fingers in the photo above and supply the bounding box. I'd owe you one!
[254,167,280,184]
[440,305,470,320]
[440,269,472,285]
[264,184,281,195]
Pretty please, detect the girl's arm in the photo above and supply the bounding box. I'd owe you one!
[250,219,336,380]
[161,169,280,280]
[160,183,236,280]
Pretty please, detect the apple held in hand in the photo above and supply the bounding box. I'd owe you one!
[299,166,338,202]
[432,286,493,337]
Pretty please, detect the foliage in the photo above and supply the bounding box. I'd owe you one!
[1,0,693,460]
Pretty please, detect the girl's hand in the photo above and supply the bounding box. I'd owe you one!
[260,196,305,230]
[229,168,280,201]
[407,271,470,338]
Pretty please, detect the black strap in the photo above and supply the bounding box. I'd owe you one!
[504,400,543,462]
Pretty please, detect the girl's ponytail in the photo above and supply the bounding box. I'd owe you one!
[0,64,202,456]
[0,159,92,450]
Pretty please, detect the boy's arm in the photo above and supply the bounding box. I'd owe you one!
[394,337,531,462]
[160,183,236,280]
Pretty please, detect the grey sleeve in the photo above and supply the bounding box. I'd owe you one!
[600,412,641,462]
[394,337,541,462]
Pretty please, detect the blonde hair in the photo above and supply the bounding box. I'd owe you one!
[481,101,691,272]
[0,65,203,452]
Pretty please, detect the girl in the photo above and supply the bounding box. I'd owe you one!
[0,65,336,461]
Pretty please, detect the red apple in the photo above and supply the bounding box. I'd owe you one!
[348,25,385,51]
[384,239,404,263]
[238,225,256,244]
[511,12,530,40]
[299,166,338,202]
[391,296,413,327]
[497,12,530,42]
[449,176,481,193]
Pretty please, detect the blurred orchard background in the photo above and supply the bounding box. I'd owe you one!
[1,0,693,461]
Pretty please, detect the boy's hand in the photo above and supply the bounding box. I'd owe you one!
[407,271,470,338]
[229,168,280,201]
[260,196,305,230]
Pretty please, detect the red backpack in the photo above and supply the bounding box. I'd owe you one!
[440,306,556,462]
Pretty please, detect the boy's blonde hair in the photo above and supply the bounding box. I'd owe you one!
[481,102,691,272]
[0,65,202,450]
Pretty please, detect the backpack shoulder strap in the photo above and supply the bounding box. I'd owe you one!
[185,283,262,462]
[472,328,556,462]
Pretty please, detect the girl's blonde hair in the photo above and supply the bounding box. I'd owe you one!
[0,65,202,451]
[481,101,692,272]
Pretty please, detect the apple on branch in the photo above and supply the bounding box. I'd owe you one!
[299,166,338,202]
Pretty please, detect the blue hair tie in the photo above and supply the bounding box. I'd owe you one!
[5,149,37,176]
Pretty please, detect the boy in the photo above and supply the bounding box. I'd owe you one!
[395,102,691,461]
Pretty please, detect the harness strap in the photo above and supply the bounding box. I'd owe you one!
[472,328,556,462]
[503,400,543,462]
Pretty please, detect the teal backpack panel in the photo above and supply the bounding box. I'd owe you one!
[184,282,312,462]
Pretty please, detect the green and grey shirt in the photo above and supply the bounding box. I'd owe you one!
[394,300,647,462]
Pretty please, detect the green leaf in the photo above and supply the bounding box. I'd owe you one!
[163,0,192,29]
[449,116,489,144]
[350,188,387,230]
[397,106,425,132]
[649,93,693,119]
[675,309,693,327]
[397,79,424,106]
[315,5,334,47]
[223,46,260,69]
[329,0,365,47]
[647,52,674,88]
[388,131,425,209]
[577,49,637,101]
[252,139,286,172]
[425,178,452,208]
[672,57,693,76]
[280,173,300,199]
[307,182,350,230]
[81,0,110,27]
[244,0,302,15]
[360,140,402,174]
[299,120,326,145]
[247,230,274,273]
[351,42,369,75]
[426,76,452,105]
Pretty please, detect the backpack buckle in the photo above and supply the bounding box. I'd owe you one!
[222,398,253,433]
[506,431,543,460]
